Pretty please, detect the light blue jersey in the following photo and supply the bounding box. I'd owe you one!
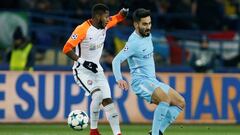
[113,31,155,81]
[112,31,170,102]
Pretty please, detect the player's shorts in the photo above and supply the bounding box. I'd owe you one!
[131,77,170,103]
[72,64,111,99]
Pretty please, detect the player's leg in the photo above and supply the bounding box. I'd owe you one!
[169,88,185,109]
[102,98,121,135]
[90,89,103,132]
[133,78,170,135]
[73,68,102,135]
[99,73,121,135]
[159,88,185,133]
[151,86,170,135]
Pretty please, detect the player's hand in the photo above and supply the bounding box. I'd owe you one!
[120,0,129,18]
[117,80,129,90]
[120,8,129,17]
[77,57,85,64]
[83,61,98,73]
[77,58,98,73]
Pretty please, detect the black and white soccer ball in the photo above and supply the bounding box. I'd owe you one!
[67,110,89,130]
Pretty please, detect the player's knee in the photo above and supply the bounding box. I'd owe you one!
[159,95,170,104]
[102,98,113,106]
[91,89,103,103]
[178,96,185,109]
[152,89,170,104]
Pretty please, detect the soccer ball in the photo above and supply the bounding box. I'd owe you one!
[67,110,89,130]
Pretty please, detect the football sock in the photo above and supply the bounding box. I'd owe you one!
[90,91,103,129]
[159,106,183,133]
[103,103,121,135]
[152,102,169,135]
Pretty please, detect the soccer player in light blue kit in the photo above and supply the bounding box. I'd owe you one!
[112,8,186,135]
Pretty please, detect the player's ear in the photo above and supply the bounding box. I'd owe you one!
[133,22,138,29]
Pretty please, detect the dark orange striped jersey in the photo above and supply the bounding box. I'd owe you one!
[63,12,125,71]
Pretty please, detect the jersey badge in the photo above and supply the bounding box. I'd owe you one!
[124,46,128,51]
[87,80,93,85]
[71,34,78,40]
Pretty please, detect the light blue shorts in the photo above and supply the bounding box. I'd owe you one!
[131,77,170,103]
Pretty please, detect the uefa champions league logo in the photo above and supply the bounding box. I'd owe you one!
[71,34,78,40]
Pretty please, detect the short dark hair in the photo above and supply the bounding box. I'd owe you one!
[132,8,151,22]
[92,3,109,17]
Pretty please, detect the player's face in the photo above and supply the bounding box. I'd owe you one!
[99,11,110,29]
[137,16,151,37]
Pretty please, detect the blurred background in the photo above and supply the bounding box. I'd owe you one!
[0,0,239,72]
[0,0,240,134]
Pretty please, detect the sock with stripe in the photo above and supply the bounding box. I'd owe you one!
[103,103,121,135]
[159,106,183,133]
[90,91,102,129]
[152,102,169,135]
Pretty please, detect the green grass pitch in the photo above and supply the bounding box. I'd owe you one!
[0,124,240,135]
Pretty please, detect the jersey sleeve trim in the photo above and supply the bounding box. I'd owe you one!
[62,21,90,54]
[62,42,74,54]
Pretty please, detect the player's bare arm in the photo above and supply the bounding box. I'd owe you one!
[65,50,79,61]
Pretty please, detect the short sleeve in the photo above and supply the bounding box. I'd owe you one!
[63,21,90,54]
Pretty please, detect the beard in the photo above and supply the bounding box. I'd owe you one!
[98,20,105,29]
[139,28,150,37]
